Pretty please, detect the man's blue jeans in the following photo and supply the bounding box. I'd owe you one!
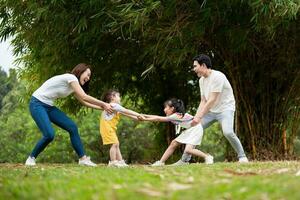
[29,96,85,158]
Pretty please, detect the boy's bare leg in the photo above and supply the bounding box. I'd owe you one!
[110,143,118,161]
[116,143,123,161]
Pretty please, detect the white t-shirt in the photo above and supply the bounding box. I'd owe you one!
[199,70,235,112]
[102,103,126,120]
[32,73,78,106]
[167,113,194,129]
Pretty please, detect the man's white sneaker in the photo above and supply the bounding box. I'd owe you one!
[108,160,126,168]
[204,155,214,164]
[238,157,249,163]
[151,160,165,167]
[118,160,129,167]
[78,156,97,167]
[170,159,189,166]
[25,156,36,166]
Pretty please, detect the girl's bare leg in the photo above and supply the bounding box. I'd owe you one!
[160,140,181,162]
[184,144,207,158]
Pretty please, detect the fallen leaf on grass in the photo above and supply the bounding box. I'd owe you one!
[213,179,231,184]
[239,187,248,193]
[170,170,185,177]
[186,176,194,183]
[0,163,25,169]
[112,184,123,189]
[159,174,165,179]
[168,182,192,191]
[138,188,163,197]
[223,169,257,176]
[143,168,162,173]
[275,168,289,174]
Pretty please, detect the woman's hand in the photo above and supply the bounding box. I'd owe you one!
[102,103,113,114]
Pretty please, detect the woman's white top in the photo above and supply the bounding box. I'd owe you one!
[32,73,78,106]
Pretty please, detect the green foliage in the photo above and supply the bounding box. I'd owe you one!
[0,67,13,109]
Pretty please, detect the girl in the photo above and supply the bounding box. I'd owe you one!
[25,63,113,167]
[141,98,213,166]
[100,89,143,167]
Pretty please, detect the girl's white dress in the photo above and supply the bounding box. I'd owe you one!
[167,113,203,145]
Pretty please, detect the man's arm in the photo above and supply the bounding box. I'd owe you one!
[191,92,220,126]
[196,96,207,115]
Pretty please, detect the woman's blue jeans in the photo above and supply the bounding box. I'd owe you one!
[29,96,85,158]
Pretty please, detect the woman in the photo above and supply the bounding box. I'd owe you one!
[25,63,112,166]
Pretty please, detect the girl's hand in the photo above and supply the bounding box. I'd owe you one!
[102,103,113,114]
[191,118,201,126]
[137,115,146,121]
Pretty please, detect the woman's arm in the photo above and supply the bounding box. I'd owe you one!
[70,81,112,112]
[80,101,103,110]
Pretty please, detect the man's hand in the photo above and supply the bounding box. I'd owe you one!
[102,103,113,114]
[191,117,201,127]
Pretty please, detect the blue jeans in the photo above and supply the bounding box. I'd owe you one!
[29,97,85,158]
[181,110,246,161]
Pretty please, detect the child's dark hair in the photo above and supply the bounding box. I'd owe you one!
[102,89,120,103]
[164,98,185,114]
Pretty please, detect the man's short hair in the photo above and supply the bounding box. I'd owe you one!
[193,54,212,68]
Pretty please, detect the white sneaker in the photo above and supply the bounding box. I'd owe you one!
[170,159,189,166]
[78,156,97,167]
[238,157,249,163]
[151,160,165,167]
[118,160,129,167]
[108,160,126,168]
[25,156,36,166]
[204,155,214,164]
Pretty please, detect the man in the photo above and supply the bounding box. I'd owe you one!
[173,54,248,165]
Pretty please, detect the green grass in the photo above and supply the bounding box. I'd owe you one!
[1,162,300,200]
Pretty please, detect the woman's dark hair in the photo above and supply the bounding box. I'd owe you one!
[193,54,212,68]
[71,63,91,93]
[102,89,120,103]
[164,98,185,114]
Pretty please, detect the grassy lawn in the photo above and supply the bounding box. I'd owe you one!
[1,161,300,200]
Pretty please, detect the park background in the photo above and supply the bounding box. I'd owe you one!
[0,0,299,164]
[0,1,299,199]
